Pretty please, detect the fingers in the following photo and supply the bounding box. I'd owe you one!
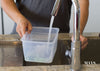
[27,22,32,34]
[82,42,88,50]
[22,24,26,36]
[71,36,73,41]
[80,35,87,45]
[16,29,22,37]
[80,35,88,49]
[17,23,27,37]
[71,35,88,50]
[16,20,32,37]
[19,31,22,37]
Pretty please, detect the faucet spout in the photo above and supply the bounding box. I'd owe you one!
[72,0,80,41]
[71,0,81,71]
[51,0,61,16]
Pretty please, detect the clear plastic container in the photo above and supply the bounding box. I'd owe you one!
[21,27,59,63]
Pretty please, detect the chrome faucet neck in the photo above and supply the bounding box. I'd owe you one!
[72,0,80,41]
[71,0,81,71]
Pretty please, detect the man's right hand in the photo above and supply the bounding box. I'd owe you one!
[1,0,32,37]
[16,18,32,37]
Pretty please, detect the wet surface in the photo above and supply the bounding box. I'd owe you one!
[24,39,100,66]
[0,38,100,66]
[0,44,23,66]
[81,39,100,64]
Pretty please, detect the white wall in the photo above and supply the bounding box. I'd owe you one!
[1,0,15,34]
[0,0,2,34]
[0,0,15,34]
[0,9,2,34]
[70,0,100,33]
[0,10,14,34]
[3,12,14,34]
[84,0,100,32]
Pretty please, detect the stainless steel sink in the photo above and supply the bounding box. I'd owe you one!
[81,39,100,64]
[0,41,23,66]
[62,39,100,65]
[0,33,100,66]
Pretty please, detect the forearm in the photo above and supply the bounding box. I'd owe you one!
[79,0,89,34]
[1,0,25,24]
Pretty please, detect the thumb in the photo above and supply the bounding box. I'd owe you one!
[71,36,74,41]
[27,22,32,34]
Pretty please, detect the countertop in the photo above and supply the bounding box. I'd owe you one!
[0,33,100,41]
[0,64,100,71]
[0,33,100,71]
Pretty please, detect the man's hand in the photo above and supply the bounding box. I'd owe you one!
[16,18,32,37]
[71,35,88,49]
[1,0,32,37]
[80,35,88,49]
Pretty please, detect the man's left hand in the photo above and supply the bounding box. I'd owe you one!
[80,35,88,49]
[71,35,88,49]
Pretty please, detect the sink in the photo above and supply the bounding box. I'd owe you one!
[81,39,100,64]
[0,33,100,66]
[61,39,100,65]
[0,41,23,66]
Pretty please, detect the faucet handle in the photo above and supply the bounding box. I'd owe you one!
[65,49,71,58]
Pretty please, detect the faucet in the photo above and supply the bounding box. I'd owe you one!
[51,0,61,16]
[51,0,81,71]
[71,0,81,71]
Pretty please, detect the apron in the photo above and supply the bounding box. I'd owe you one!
[12,0,72,65]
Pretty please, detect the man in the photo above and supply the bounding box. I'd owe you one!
[1,0,89,65]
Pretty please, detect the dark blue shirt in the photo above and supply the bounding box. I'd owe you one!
[11,0,72,33]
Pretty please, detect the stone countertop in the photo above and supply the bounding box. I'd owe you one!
[0,33,100,41]
[0,64,100,71]
[0,33,100,71]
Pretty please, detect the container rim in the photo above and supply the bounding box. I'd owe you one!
[21,27,59,44]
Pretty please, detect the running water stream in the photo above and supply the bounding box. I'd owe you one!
[48,16,55,43]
